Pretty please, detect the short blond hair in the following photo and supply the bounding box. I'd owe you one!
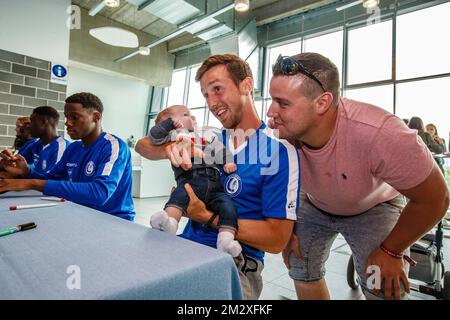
[155,105,189,124]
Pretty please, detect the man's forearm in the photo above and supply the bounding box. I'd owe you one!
[135,137,168,160]
[382,199,447,254]
[29,179,46,192]
[382,166,449,254]
[206,214,293,253]
[236,219,294,253]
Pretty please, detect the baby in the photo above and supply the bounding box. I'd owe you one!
[148,105,242,257]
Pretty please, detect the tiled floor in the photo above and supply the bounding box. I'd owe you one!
[133,196,450,300]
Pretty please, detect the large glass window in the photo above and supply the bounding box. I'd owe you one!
[254,100,263,121]
[190,108,206,127]
[166,68,187,107]
[397,77,450,145]
[303,30,344,77]
[265,40,302,97]
[187,65,205,109]
[246,48,261,93]
[264,99,272,123]
[347,20,392,85]
[207,110,222,129]
[396,2,450,80]
[345,85,394,113]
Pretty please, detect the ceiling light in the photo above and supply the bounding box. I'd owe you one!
[138,47,150,56]
[104,0,120,8]
[362,0,380,8]
[89,27,139,48]
[234,0,249,12]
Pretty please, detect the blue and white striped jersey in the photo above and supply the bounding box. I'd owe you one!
[19,136,70,174]
[29,132,135,221]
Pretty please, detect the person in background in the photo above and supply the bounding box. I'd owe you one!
[408,117,444,176]
[426,123,447,152]
[1,117,35,173]
[12,116,34,151]
[9,106,69,175]
[408,117,443,154]
[402,118,409,126]
[426,123,447,175]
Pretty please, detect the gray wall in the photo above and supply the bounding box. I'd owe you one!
[67,66,151,141]
[0,49,66,149]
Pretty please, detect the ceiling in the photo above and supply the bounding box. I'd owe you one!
[71,0,339,53]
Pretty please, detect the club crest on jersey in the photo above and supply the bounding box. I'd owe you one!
[42,160,47,170]
[85,161,95,176]
[224,174,242,197]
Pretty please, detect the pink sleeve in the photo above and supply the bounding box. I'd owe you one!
[370,116,435,190]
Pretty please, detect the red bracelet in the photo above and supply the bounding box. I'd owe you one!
[380,244,403,258]
[380,244,417,267]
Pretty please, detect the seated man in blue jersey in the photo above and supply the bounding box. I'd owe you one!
[1,106,69,176]
[135,54,300,299]
[0,92,135,221]
[0,117,34,172]
[13,116,34,151]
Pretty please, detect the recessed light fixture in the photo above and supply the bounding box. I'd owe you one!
[104,0,120,8]
[363,0,380,8]
[138,47,151,56]
[234,0,249,12]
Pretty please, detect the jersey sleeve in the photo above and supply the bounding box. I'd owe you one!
[28,144,70,180]
[261,139,300,221]
[370,116,435,190]
[42,135,130,207]
[18,140,35,164]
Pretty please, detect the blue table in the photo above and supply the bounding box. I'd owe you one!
[0,191,242,300]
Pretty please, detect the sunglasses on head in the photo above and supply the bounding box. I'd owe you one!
[272,54,326,92]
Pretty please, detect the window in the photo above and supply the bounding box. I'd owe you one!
[264,99,272,123]
[166,68,187,107]
[207,110,223,129]
[246,48,261,93]
[265,40,302,96]
[259,2,450,177]
[187,65,205,109]
[347,20,392,85]
[254,100,263,121]
[396,77,450,145]
[303,30,344,77]
[190,108,206,127]
[396,2,450,80]
[345,85,394,113]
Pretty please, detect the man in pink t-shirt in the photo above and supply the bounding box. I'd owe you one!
[267,52,449,300]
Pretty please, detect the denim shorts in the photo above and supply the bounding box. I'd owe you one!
[289,192,409,299]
